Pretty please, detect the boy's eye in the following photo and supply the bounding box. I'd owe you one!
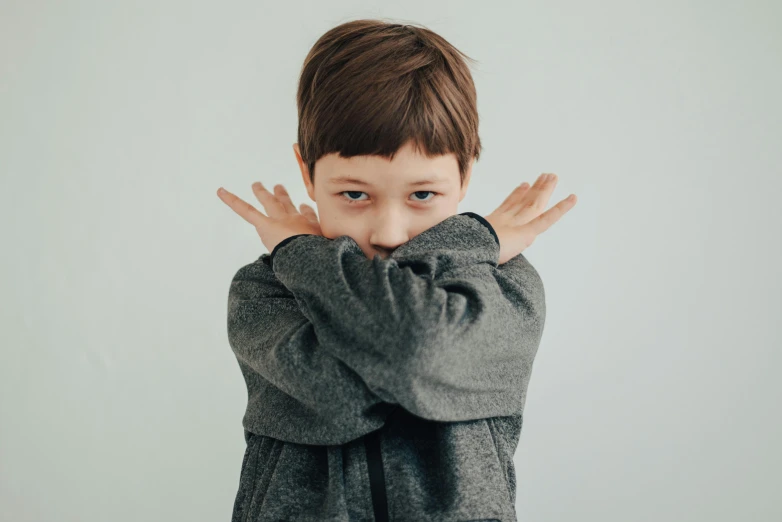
[340,191,439,204]
[341,191,369,203]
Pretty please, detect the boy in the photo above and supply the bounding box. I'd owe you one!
[217,19,576,521]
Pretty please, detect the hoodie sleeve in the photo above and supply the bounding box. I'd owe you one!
[269,212,547,422]
[227,256,394,445]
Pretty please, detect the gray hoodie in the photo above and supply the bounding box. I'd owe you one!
[226,211,546,521]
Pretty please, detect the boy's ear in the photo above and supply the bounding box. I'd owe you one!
[459,158,474,202]
[293,143,316,202]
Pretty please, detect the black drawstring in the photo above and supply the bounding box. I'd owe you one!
[365,428,389,522]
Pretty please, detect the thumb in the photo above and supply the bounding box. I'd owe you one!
[299,203,319,224]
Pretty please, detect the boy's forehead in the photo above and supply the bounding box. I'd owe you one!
[318,147,460,185]
[325,173,453,187]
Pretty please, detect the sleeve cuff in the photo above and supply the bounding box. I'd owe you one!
[269,234,317,270]
[458,212,500,246]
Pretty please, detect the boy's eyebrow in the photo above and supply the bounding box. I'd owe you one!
[327,175,450,186]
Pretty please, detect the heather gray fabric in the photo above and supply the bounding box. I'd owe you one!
[231,412,524,521]
[226,212,546,521]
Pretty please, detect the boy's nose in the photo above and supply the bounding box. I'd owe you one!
[369,224,410,257]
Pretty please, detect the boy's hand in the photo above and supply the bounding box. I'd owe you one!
[217,182,322,253]
[485,173,577,265]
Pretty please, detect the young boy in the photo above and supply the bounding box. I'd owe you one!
[217,19,576,521]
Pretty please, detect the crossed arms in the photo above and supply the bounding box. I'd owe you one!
[226,212,546,443]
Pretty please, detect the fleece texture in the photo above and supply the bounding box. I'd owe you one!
[226,211,546,521]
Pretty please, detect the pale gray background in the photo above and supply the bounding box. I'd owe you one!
[1,1,780,521]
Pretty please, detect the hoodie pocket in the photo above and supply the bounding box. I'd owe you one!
[485,418,514,506]
[231,431,257,522]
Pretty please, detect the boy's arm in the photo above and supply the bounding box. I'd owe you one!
[269,212,547,422]
[227,256,390,432]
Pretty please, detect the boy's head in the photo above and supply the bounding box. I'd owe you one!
[292,19,482,259]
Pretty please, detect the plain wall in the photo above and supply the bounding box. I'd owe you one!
[1,0,780,520]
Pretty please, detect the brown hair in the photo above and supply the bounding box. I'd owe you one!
[296,19,482,187]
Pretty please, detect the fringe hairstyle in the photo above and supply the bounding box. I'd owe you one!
[296,19,482,186]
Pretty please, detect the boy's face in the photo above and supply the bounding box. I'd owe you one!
[294,140,472,259]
